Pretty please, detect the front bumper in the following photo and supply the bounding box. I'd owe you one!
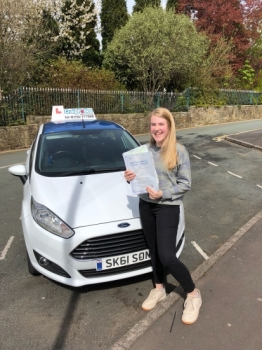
[22,214,153,287]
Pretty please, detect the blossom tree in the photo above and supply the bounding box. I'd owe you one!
[0,0,58,92]
[0,0,101,92]
[58,0,100,63]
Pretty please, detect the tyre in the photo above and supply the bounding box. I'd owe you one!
[27,251,40,276]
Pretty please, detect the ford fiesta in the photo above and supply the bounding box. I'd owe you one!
[8,110,185,287]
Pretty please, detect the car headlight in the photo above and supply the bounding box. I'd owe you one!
[31,197,75,239]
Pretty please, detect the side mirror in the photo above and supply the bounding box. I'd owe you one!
[8,164,28,184]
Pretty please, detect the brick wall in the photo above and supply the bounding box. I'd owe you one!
[0,105,262,152]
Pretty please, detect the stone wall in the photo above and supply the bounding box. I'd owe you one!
[1,105,262,152]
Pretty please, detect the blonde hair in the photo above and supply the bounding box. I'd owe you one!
[149,107,177,170]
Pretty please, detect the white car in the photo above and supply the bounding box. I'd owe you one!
[9,116,185,287]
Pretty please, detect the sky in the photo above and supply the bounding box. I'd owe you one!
[126,0,167,13]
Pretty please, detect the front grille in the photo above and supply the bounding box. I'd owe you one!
[76,233,185,279]
[71,230,148,260]
[78,260,152,278]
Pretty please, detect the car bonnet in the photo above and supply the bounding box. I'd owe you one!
[30,171,140,228]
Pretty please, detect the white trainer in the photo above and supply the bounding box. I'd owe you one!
[182,289,202,324]
[142,288,166,311]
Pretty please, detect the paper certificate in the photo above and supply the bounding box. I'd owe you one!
[123,145,159,194]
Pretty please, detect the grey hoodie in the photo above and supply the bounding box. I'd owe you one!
[139,142,191,205]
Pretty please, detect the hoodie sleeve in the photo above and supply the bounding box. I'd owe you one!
[161,145,191,201]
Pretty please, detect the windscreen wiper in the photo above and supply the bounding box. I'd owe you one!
[59,167,125,176]
[60,169,96,176]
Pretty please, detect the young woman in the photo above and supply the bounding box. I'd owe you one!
[124,107,202,324]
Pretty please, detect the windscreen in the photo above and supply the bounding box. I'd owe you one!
[35,128,139,177]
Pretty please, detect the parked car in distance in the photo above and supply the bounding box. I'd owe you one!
[8,108,185,287]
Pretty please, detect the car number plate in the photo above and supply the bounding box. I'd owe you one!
[96,249,150,271]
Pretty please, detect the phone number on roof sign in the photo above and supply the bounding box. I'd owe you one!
[64,114,95,119]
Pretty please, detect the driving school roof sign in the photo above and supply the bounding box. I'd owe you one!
[51,106,96,122]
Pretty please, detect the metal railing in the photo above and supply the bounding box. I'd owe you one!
[187,88,262,107]
[0,87,262,126]
[0,87,187,126]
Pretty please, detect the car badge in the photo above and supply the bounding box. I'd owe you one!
[118,222,130,228]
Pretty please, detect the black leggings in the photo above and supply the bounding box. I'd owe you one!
[139,199,195,293]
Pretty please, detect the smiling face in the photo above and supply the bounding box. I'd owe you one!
[150,115,170,147]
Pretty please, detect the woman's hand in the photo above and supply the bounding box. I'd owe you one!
[124,169,136,182]
[146,187,163,200]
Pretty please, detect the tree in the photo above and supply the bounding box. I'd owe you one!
[248,34,262,75]
[166,0,179,12]
[241,0,262,77]
[100,0,128,51]
[103,7,209,92]
[133,0,161,13]
[241,0,262,45]
[59,0,100,66]
[38,58,125,90]
[0,0,102,92]
[24,9,63,87]
[26,9,62,62]
[188,36,234,89]
[176,0,262,71]
[237,60,255,89]
[0,0,60,93]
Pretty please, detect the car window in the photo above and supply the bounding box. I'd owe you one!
[35,128,139,177]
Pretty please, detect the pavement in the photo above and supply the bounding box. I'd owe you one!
[225,127,262,151]
[111,129,262,350]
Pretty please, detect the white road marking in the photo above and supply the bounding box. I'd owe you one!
[257,185,262,189]
[208,161,218,167]
[258,298,262,302]
[191,241,209,260]
[0,163,25,170]
[0,236,15,260]
[193,155,201,159]
[227,171,242,179]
